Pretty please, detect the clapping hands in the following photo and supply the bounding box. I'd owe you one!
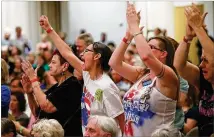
[185,3,208,30]
[126,2,141,36]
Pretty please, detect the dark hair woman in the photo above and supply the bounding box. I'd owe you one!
[20,49,83,136]
[39,15,125,134]
[9,92,29,127]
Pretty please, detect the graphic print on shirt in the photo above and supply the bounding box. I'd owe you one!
[123,88,155,136]
[94,89,103,102]
[199,90,214,117]
[81,87,94,127]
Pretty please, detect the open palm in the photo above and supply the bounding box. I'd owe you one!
[21,74,32,93]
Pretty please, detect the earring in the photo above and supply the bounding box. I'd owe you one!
[61,72,65,76]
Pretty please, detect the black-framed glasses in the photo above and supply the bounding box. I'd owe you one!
[149,44,165,52]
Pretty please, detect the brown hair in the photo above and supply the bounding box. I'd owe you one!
[1,59,9,84]
[149,36,176,74]
[167,37,179,51]
[77,33,94,46]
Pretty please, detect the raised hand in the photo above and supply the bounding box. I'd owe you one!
[39,15,52,31]
[185,4,208,30]
[21,60,37,81]
[126,2,140,35]
[21,74,32,94]
[126,11,142,40]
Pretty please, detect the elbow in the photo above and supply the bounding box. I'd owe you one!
[108,58,118,69]
[108,59,114,68]
[140,53,152,63]
[39,103,47,111]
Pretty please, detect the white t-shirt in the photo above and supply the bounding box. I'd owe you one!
[81,71,124,132]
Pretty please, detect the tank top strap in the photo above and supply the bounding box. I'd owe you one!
[148,77,157,88]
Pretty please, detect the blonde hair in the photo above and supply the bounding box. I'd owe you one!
[77,33,94,46]
[1,59,9,84]
[32,119,64,137]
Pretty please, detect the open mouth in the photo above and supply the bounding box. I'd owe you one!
[202,70,208,75]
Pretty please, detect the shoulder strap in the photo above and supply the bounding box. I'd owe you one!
[63,105,81,128]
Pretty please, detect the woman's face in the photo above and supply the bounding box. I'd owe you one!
[9,95,18,111]
[49,55,65,77]
[14,58,22,69]
[11,47,19,55]
[148,39,166,61]
[81,44,96,71]
[199,51,214,82]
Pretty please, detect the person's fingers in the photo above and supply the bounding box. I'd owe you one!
[184,8,190,19]
[185,7,192,16]
[23,74,28,82]
[21,62,27,71]
[202,12,208,22]
[140,26,144,31]
[26,60,31,66]
[192,3,200,14]
[127,1,129,6]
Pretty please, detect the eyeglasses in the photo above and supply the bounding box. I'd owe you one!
[83,48,94,54]
[149,44,165,52]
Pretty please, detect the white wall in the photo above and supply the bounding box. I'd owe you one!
[67,1,176,44]
[136,2,174,38]
[68,2,127,45]
[2,1,40,51]
[204,1,214,37]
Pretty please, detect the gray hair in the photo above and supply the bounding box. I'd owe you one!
[32,119,64,137]
[88,115,119,137]
[151,124,183,137]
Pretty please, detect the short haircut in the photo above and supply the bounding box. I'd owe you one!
[77,33,94,46]
[88,115,119,137]
[1,118,17,136]
[32,119,64,137]
[52,49,74,73]
[151,124,183,137]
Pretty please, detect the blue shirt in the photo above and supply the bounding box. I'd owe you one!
[1,85,11,117]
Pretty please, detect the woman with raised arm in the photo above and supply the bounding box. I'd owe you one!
[39,15,125,134]
[21,50,83,136]
[174,4,214,136]
[109,2,179,136]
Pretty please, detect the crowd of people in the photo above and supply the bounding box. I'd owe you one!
[1,2,214,137]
